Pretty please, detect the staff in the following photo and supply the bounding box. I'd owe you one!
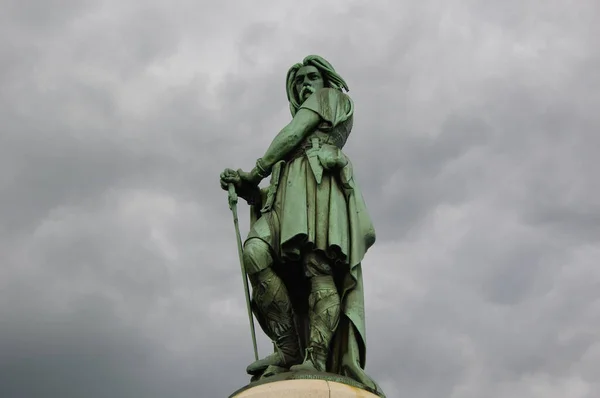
[228,183,259,361]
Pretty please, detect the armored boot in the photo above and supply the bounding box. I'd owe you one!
[290,275,340,373]
[245,267,302,376]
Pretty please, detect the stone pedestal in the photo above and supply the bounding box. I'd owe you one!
[229,372,384,398]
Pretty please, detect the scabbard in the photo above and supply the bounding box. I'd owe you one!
[260,160,285,214]
[305,137,324,184]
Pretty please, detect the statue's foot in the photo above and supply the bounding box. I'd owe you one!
[289,347,327,373]
[246,352,282,375]
[249,364,287,383]
[261,365,287,379]
[289,360,320,373]
[247,351,301,376]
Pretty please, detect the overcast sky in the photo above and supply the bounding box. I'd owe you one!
[1,0,599,397]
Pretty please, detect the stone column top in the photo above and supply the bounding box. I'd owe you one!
[231,379,381,397]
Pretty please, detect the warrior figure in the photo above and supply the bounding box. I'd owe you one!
[220,55,381,393]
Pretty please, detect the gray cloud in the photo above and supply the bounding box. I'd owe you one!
[1,0,599,397]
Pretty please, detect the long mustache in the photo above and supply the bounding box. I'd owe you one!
[300,85,315,98]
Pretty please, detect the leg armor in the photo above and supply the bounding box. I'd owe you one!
[291,251,341,373]
[243,238,302,375]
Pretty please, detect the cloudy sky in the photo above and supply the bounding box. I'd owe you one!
[1,0,599,397]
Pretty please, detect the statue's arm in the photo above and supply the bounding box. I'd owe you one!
[248,108,320,182]
[263,108,320,167]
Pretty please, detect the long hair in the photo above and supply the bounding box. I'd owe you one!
[286,55,350,116]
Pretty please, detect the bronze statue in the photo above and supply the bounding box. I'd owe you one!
[220,55,384,396]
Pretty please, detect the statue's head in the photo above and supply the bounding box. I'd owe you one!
[286,55,349,116]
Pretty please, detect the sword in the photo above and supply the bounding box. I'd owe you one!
[228,183,259,361]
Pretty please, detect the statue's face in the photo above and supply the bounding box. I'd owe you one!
[294,65,325,103]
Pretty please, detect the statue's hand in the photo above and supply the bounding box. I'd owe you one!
[220,168,241,191]
[220,168,260,190]
[236,169,261,187]
[220,168,262,206]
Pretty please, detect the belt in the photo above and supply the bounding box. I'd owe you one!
[286,137,324,162]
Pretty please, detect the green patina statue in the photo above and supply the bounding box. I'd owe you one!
[220,55,384,395]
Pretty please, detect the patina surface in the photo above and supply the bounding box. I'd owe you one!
[220,55,384,397]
